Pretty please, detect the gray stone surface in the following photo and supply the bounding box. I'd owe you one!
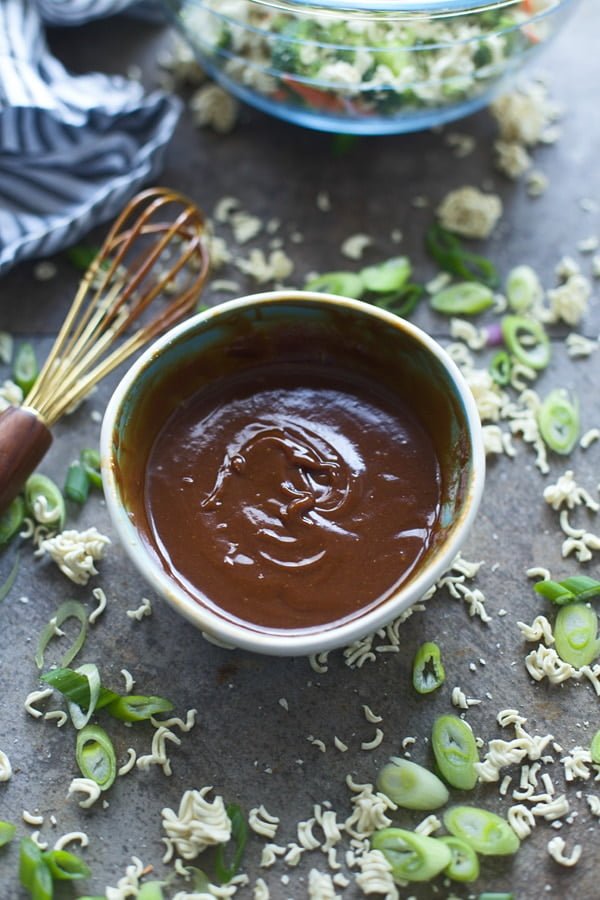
[1,2,599,897]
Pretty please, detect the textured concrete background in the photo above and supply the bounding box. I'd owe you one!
[1,2,599,897]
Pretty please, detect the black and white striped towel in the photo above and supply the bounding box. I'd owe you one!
[0,0,179,275]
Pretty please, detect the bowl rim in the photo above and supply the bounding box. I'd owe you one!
[187,0,544,16]
[101,289,485,657]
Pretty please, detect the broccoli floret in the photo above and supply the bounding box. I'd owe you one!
[270,18,319,75]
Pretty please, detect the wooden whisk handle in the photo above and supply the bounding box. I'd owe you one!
[0,406,53,512]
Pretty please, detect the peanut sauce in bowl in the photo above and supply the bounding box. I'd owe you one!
[101,291,485,655]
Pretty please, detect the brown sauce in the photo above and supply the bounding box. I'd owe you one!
[143,361,441,631]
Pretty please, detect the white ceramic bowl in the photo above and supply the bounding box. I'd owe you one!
[101,290,485,656]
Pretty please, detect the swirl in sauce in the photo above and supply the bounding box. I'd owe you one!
[145,363,441,631]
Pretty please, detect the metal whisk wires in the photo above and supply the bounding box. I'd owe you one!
[25,188,210,427]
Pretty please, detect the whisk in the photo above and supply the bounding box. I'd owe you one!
[0,187,210,512]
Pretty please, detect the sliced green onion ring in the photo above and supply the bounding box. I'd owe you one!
[501,315,550,371]
[505,265,542,313]
[377,757,448,810]
[304,271,364,299]
[68,663,101,730]
[0,550,20,603]
[76,725,117,791]
[489,350,512,386]
[371,827,452,883]
[538,388,579,455]
[412,641,445,694]
[443,806,520,856]
[35,600,88,670]
[64,462,90,505]
[137,883,166,900]
[80,449,102,489]
[42,848,91,880]
[24,473,65,530]
[430,282,494,316]
[554,602,600,668]
[13,343,39,396]
[105,694,174,723]
[439,835,480,883]
[360,257,411,293]
[0,821,16,847]
[0,496,25,545]
[19,837,44,890]
[41,667,120,711]
[215,804,248,884]
[590,729,600,765]
[431,715,479,790]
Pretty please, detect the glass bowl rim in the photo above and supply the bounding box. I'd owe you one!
[224,0,546,16]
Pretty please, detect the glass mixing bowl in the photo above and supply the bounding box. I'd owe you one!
[164,0,578,134]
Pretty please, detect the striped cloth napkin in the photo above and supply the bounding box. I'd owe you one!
[0,0,180,275]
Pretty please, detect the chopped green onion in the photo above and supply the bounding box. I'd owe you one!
[13,343,39,396]
[377,758,448,810]
[42,849,90,881]
[185,868,211,891]
[30,860,53,900]
[66,244,101,271]
[535,576,600,606]
[304,272,364,299]
[538,389,579,455]
[76,725,117,791]
[590,729,600,765]
[360,257,411,293]
[425,224,499,288]
[137,883,165,900]
[443,806,520,856]
[412,641,445,694]
[430,282,494,316]
[505,265,542,313]
[554,602,600,668]
[489,350,511,386]
[501,315,550,371]
[19,838,44,890]
[331,133,359,156]
[214,804,248,884]
[0,550,20,602]
[67,663,101,730]
[80,449,102,489]
[41,667,119,711]
[0,821,16,847]
[439,835,480,883]
[534,579,575,605]
[35,600,88,670]
[0,495,25,545]
[64,462,89,504]
[80,448,101,469]
[105,694,174,723]
[478,894,514,900]
[24,474,65,530]
[372,283,424,318]
[371,827,452,883]
[559,576,600,602]
[431,715,479,790]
